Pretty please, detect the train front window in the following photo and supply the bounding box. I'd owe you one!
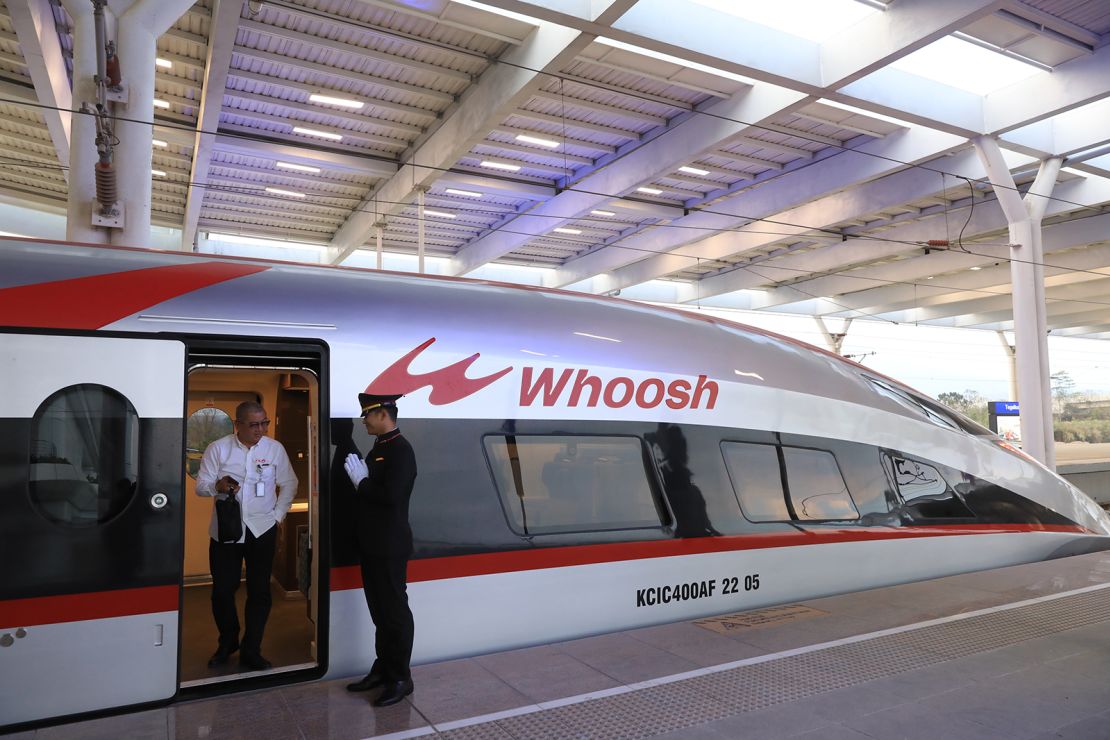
[483,435,666,535]
[28,383,140,527]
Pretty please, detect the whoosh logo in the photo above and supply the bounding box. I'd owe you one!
[365,338,718,410]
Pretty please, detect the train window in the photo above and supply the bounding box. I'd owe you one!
[483,435,666,535]
[185,407,233,478]
[28,384,140,527]
[864,376,960,432]
[882,453,975,519]
[720,442,789,522]
[783,447,860,521]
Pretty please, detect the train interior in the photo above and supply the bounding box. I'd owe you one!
[180,358,322,688]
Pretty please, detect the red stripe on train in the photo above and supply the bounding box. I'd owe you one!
[330,522,1089,591]
[0,585,178,629]
[0,525,1087,625]
[0,262,268,329]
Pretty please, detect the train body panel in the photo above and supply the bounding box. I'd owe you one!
[2,238,1109,728]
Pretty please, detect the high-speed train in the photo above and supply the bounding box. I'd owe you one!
[2,237,1107,728]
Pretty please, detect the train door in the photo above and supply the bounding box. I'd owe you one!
[0,331,185,728]
[179,340,326,690]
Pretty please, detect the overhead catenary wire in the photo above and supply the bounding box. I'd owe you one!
[0,2,1103,310]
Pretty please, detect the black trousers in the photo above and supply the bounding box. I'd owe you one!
[209,525,277,656]
[360,551,414,682]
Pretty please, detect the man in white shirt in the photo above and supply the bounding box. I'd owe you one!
[195,401,297,671]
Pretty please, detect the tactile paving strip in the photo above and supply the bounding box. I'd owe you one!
[434,587,1110,739]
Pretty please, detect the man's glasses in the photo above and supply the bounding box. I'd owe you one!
[239,419,271,430]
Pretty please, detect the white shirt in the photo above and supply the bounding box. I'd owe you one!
[195,433,298,541]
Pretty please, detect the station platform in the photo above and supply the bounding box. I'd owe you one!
[16,550,1110,740]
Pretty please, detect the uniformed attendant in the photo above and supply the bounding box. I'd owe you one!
[344,392,418,707]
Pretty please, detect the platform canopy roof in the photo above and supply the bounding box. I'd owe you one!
[2,0,1109,335]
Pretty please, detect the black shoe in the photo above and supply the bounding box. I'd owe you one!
[239,653,272,671]
[207,643,239,668]
[373,679,413,707]
[346,672,385,692]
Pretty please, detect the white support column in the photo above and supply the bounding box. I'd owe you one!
[996,330,1018,403]
[59,0,103,243]
[112,0,196,247]
[973,136,1061,469]
[375,225,383,269]
[814,317,852,355]
[416,188,425,274]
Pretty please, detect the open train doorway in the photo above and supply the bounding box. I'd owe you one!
[179,340,326,689]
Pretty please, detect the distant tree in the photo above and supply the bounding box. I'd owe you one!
[936,389,988,427]
[1051,371,1076,414]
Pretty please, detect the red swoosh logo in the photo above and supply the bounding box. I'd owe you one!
[0,262,269,329]
[366,337,513,405]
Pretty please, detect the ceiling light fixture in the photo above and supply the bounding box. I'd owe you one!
[445,188,483,198]
[276,161,322,174]
[152,99,171,109]
[423,209,457,219]
[151,169,167,177]
[678,165,710,176]
[553,227,582,235]
[155,57,173,69]
[265,187,306,198]
[308,93,364,109]
[637,186,663,195]
[596,37,760,87]
[480,160,521,172]
[591,210,616,217]
[152,139,168,148]
[816,98,916,128]
[293,126,343,142]
[515,133,560,148]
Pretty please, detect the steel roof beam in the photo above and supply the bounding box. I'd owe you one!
[181,0,241,251]
[8,0,71,177]
[327,4,639,263]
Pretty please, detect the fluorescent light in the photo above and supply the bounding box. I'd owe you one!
[969,266,981,271]
[591,210,616,217]
[889,36,1043,95]
[688,0,876,42]
[153,99,171,109]
[637,186,663,195]
[308,93,364,110]
[817,98,914,128]
[276,161,321,174]
[553,227,582,235]
[155,57,173,69]
[445,188,482,198]
[451,0,541,24]
[293,126,343,142]
[515,133,560,149]
[596,37,760,87]
[480,160,521,172]
[423,209,457,219]
[151,169,167,177]
[152,139,168,148]
[265,187,306,198]
[678,165,710,176]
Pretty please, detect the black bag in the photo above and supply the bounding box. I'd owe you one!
[215,495,242,543]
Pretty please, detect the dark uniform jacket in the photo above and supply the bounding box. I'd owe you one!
[354,428,417,558]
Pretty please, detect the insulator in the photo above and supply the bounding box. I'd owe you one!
[926,239,950,247]
[105,53,121,88]
[95,161,117,210]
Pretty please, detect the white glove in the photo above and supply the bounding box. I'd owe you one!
[344,453,368,488]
